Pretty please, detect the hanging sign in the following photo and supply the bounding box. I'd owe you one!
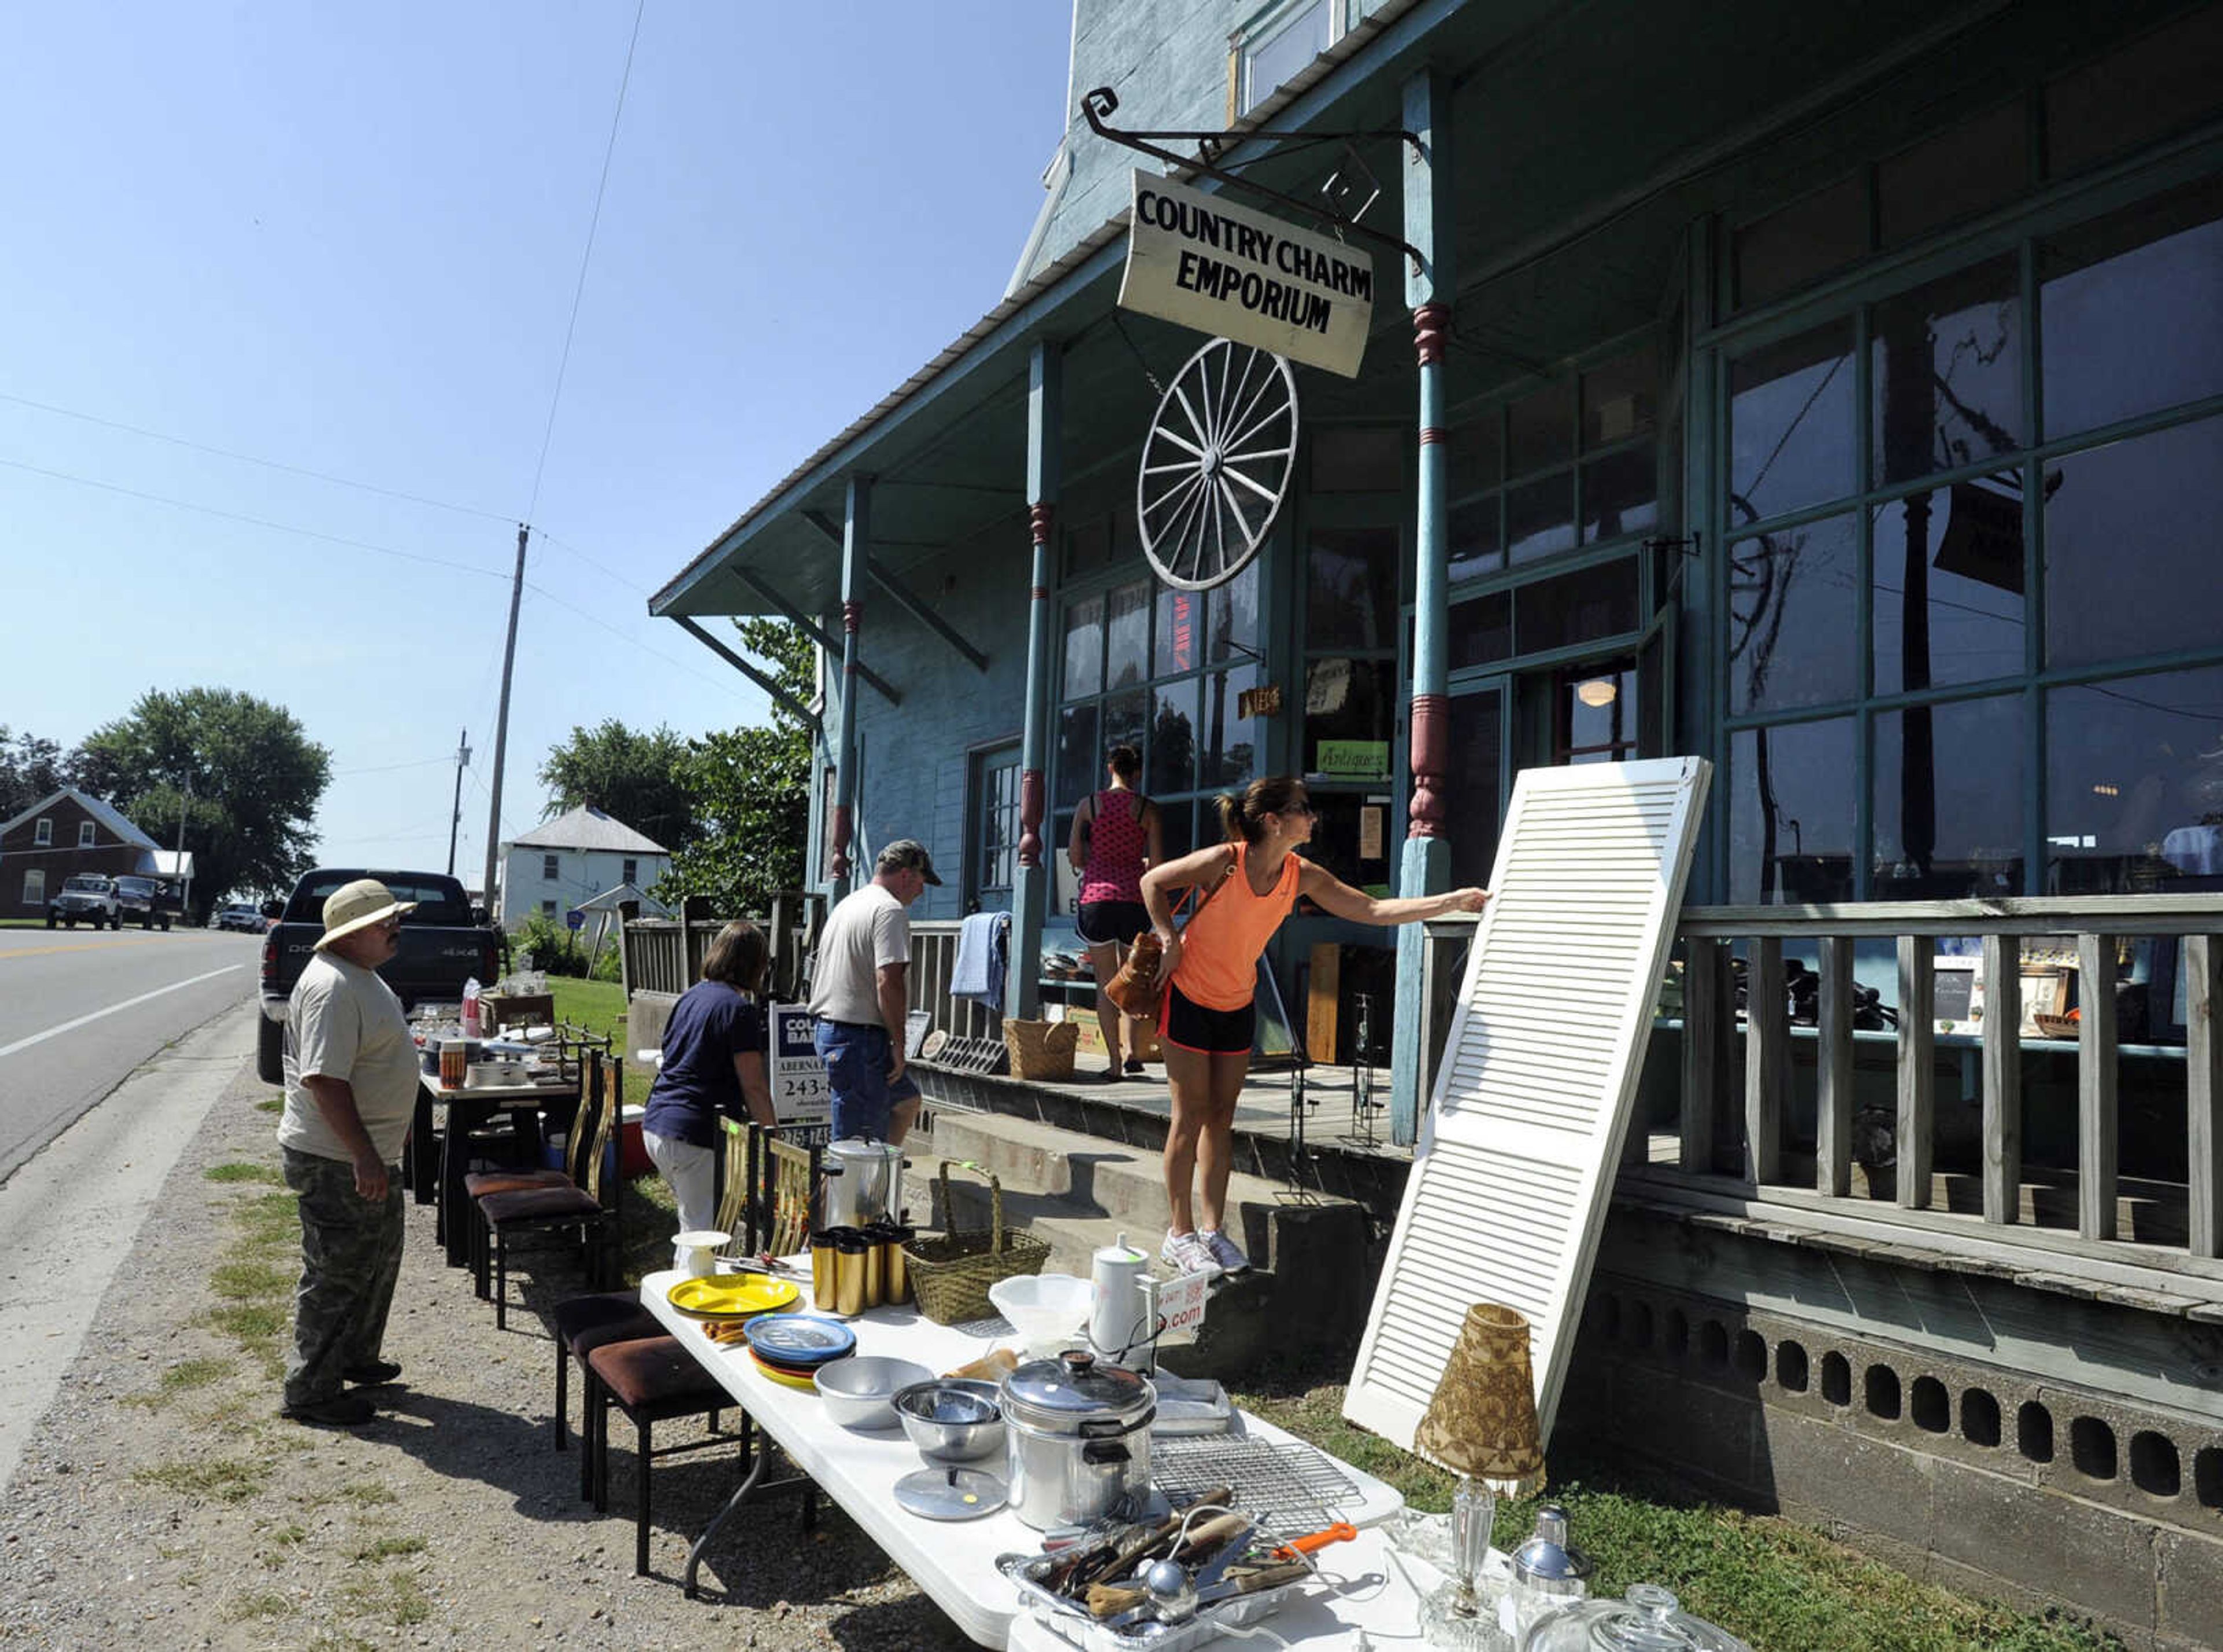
[768,1004,832,1147]
[1119,171,1374,378]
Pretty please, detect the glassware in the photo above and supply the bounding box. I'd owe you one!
[1509,1503,1593,1642]
[1516,1583,1754,1651]
[1450,1474,1498,1618]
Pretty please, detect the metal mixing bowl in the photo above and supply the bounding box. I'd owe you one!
[814,1356,934,1431]
[892,1378,1005,1463]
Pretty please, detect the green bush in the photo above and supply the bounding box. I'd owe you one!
[512,912,589,977]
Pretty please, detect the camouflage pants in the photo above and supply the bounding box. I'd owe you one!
[282,1147,405,1407]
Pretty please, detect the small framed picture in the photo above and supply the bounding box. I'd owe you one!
[2019,964,2070,1034]
[1933,956,1983,1035]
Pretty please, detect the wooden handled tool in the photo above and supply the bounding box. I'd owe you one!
[1194,1560,1311,1606]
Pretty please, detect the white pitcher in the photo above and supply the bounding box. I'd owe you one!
[1088,1232,1150,1362]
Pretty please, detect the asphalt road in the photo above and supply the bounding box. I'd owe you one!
[0,926,258,1183]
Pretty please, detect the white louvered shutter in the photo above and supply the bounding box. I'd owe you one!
[1344,757,1711,1451]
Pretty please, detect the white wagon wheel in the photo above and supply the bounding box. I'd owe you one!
[1135,337,1298,592]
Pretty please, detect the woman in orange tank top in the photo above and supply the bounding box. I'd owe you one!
[1139,776,1490,1278]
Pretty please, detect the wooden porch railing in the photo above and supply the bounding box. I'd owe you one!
[908,920,1005,1043]
[1422,897,2223,1279]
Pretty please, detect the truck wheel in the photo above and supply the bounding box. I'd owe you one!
[112,912,123,930]
[45,913,55,928]
[63,917,74,929]
[256,1015,285,1086]
[160,917,171,931]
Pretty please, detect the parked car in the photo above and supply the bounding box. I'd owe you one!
[112,874,181,931]
[47,875,120,929]
[256,868,502,1084]
[215,902,265,933]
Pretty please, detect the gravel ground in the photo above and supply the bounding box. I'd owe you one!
[0,1051,980,1652]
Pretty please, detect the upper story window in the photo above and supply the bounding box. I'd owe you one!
[622,857,639,886]
[1232,0,1349,116]
[78,821,96,847]
[541,854,560,881]
[33,818,52,846]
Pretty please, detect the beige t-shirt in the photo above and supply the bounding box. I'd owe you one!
[806,884,909,1027]
[278,952,421,1165]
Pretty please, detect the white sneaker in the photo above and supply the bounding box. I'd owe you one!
[1198,1228,1250,1275]
[1160,1228,1219,1276]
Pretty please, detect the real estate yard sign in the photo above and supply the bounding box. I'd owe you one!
[1119,170,1374,378]
[769,1004,832,1147]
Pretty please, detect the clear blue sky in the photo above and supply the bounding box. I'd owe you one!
[0,3,1074,894]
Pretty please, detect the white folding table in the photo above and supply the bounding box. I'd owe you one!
[638,1268,1424,1649]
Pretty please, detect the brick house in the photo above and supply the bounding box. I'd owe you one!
[0,788,164,921]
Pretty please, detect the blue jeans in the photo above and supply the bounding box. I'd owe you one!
[813,1020,920,1141]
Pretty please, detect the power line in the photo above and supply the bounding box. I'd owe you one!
[0,388,514,524]
[533,527,649,597]
[521,577,766,700]
[525,0,646,523]
[331,756,456,777]
[0,451,512,582]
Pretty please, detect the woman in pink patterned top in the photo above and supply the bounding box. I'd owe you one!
[1067,744,1164,1080]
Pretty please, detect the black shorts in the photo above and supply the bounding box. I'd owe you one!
[1160,982,1256,1056]
[1076,900,1149,947]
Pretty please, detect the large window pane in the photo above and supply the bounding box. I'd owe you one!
[1055,703,1099,810]
[1448,590,1512,672]
[1207,560,1260,663]
[1304,658,1394,777]
[1448,496,1503,581]
[1729,322,1856,524]
[2041,178,2223,439]
[1106,579,1150,688]
[1443,689,1505,891]
[1201,666,1260,789]
[1870,258,2022,485]
[1155,587,1202,678]
[1157,800,1194,868]
[1062,595,1102,699]
[1516,558,1639,655]
[2043,414,2223,669]
[1581,443,1657,542]
[1871,476,2026,695]
[1506,473,1576,565]
[1150,678,1198,796]
[1730,719,1855,903]
[1307,527,1398,649]
[1726,512,1858,714]
[1879,102,2027,247]
[1507,379,1575,477]
[2046,663,2223,893]
[1734,174,1867,309]
[1582,344,1657,449]
[1873,694,2027,898]
[1101,689,1148,766]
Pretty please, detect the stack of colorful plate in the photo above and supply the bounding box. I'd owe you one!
[664,1274,802,1323]
[742,1315,857,1390]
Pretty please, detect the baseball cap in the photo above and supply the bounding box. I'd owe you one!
[876,839,942,885]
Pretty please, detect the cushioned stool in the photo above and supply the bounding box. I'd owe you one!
[585,1335,745,1577]
[550,1291,663,1470]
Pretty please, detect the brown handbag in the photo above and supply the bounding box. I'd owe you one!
[1101,851,1235,1020]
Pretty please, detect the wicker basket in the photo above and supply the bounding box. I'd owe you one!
[1003,1018,1079,1081]
[903,1161,1052,1325]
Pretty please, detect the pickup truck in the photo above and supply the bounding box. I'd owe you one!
[113,874,181,931]
[47,875,121,928]
[256,868,504,1084]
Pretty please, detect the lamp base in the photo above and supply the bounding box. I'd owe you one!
[1418,1581,1516,1650]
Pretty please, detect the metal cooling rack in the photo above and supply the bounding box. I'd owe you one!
[1150,1430,1361,1539]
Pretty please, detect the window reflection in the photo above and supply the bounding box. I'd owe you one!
[1517,559,1638,655]
[1870,476,2026,695]
[1506,473,1575,565]
[1582,344,1657,449]
[1448,497,1503,581]
[1731,719,1855,904]
[1873,695,2026,898]
[2043,414,2223,670]
[1155,586,1203,678]
[1150,679,1198,796]
[1726,512,1859,714]
[1207,560,1260,662]
[1304,658,1395,776]
[1870,258,2022,485]
[1106,581,1150,688]
[1581,443,1657,542]
[1307,527,1399,648]
[1055,703,1099,810]
[2046,665,2223,894]
[1101,689,1148,765]
[1201,666,1260,788]
[1062,594,1103,699]
[1729,322,1856,524]
[1449,590,1512,672]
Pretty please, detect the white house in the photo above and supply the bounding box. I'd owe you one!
[498,806,672,933]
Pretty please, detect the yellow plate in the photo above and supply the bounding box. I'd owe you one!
[750,1352,821,1392]
[666,1275,802,1321]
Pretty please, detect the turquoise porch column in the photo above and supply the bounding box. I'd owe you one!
[1008,340,1062,1019]
[1391,69,1454,1147]
[830,473,870,902]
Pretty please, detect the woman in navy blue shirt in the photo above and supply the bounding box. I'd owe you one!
[641,919,776,1234]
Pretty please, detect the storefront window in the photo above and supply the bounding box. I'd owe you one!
[1063,594,1103,699]
[1055,703,1099,810]
[1730,719,1856,904]
[1505,473,1576,565]
[1207,561,1260,662]
[1872,693,2026,899]
[1448,590,1512,671]
[2046,663,2223,893]
[1729,322,1856,525]
[1155,586,1203,678]
[1448,497,1502,581]
[1518,557,1640,656]
[1726,512,1859,714]
[1101,688,1148,761]
[1201,666,1260,788]
[1150,678,1198,796]
[1304,658,1394,780]
[1580,444,1656,542]
[1307,527,1398,649]
[1870,476,2026,695]
[1106,579,1150,688]
[1870,258,2022,485]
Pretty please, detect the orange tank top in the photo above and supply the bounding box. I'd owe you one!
[1171,842,1302,1012]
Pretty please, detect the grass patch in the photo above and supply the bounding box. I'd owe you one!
[222,1590,292,1621]
[254,1096,284,1113]
[122,1356,239,1410]
[307,1635,379,1652]
[199,1302,288,1349]
[266,1522,309,1546]
[336,1480,397,1507]
[350,1532,427,1563]
[205,1161,283,1184]
[211,1260,295,1302]
[133,1456,270,1504]
[341,1571,431,1627]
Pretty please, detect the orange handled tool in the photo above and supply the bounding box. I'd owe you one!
[1271,1521,1356,1561]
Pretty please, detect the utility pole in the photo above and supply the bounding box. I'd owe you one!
[482,524,529,924]
[174,773,192,921]
[446,728,472,878]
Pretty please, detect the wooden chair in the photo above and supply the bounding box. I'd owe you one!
[716,1124,821,1262]
[475,1053,621,1330]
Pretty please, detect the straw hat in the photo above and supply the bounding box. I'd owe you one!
[316,878,417,951]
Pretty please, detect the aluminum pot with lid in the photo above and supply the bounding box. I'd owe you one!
[821,1139,902,1229]
[1518,1584,1754,1651]
[999,1350,1155,1530]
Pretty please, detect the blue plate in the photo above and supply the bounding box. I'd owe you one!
[742,1315,858,1364]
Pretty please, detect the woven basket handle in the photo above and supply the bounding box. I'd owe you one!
[948,1158,1007,1252]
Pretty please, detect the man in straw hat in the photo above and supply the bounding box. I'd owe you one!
[276,878,421,1425]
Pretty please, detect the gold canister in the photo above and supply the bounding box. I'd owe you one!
[882,1224,912,1305]
[810,1229,842,1309]
[834,1232,868,1318]
[862,1238,885,1310]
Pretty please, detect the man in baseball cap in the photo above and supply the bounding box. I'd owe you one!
[275,879,420,1425]
[808,838,941,1143]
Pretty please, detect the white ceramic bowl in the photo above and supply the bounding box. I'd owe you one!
[813,1356,934,1430]
[989,1273,1095,1352]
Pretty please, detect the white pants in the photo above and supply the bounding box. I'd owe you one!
[642,1129,718,1236]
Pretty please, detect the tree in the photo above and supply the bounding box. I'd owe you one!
[75,688,330,919]
[537,719,699,851]
[0,726,83,820]
[656,619,814,917]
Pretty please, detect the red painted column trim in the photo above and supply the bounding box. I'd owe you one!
[1409,692,1448,839]
[1413,302,1450,367]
